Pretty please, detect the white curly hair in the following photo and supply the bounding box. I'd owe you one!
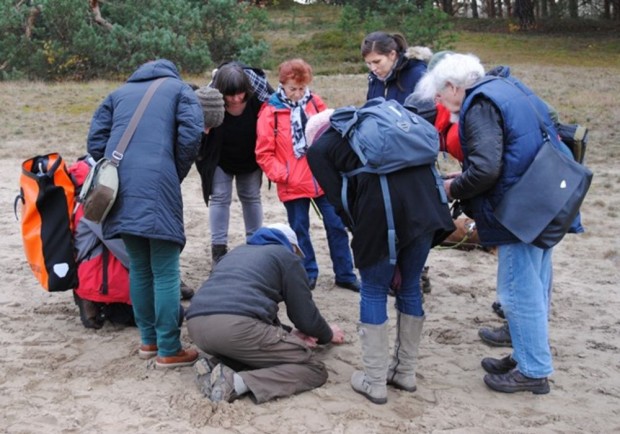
[413,53,486,102]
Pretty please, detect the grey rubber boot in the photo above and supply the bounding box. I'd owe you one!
[211,244,228,266]
[350,321,389,405]
[387,313,424,392]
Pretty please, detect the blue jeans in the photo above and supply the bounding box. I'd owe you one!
[122,235,182,357]
[210,167,263,244]
[358,232,433,324]
[283,195,356,283]
[497,242,554,379]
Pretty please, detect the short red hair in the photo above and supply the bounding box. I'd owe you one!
[278,58,313,85]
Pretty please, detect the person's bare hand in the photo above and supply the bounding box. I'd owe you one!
[443,178,454,201]
[292,329,318,348]
[330,324,345,345]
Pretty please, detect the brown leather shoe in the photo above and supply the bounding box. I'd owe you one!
[138,344,158,360]
[155,348,199,369]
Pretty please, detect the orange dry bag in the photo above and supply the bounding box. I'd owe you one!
[15,153,78,291]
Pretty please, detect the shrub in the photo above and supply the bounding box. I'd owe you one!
[340,0,455,51]
[0,0,271,80]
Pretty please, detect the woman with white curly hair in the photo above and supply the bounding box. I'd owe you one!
[421,52,557,395]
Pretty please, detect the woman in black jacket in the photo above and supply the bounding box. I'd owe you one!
[306,111,453,405]
[195,62,267,266]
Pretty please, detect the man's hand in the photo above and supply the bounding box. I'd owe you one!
[443,178,454,202]
[291,329,318,348]
[330,324,345,345]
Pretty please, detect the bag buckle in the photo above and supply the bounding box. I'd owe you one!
[111,151,123,166]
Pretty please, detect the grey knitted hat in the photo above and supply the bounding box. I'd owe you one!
[195,86,225,129]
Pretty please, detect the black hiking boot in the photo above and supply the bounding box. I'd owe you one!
[481,354,517,375]
[211,244,228,268]
[479,322,512,347]
[484,369,550,395]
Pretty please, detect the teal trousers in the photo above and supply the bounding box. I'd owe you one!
[122,235,181,357]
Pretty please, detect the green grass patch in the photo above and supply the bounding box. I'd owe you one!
[455,31,620,67]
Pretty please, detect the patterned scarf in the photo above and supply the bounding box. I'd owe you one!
[276,84,312,159]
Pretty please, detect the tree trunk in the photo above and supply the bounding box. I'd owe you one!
[568,0,579,18]
[540,0,548,18]
[25,5,41,40]
[471,0,479,18]
[514,0,535,29]
[487,0,496,18]
[89,0,113,30]
[441,0,454,15]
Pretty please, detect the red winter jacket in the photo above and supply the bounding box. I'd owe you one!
[255,93,327,202]
[435,104,463,162]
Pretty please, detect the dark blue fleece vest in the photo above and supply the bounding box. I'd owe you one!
[459,76,555,245]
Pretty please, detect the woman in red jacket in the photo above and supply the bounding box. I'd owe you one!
[255,59,358,291]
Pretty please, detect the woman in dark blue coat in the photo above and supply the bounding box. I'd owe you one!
[361,31,429,104]
[87,59,207,368]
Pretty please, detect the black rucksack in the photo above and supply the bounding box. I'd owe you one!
[330,97,446,264]
[556,122,588,164]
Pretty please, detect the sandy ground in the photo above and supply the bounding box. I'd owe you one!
[1,65,619,433]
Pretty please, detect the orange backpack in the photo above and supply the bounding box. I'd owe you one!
[15,153,78,291]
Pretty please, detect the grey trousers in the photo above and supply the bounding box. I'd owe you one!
[187,314,328,403]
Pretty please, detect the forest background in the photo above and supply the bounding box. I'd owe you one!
[0,0,619,80]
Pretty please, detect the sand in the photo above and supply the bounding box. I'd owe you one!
[1,65,619,433]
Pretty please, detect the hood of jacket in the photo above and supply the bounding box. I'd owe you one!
[127,59,181,83]
[247,227,295,254]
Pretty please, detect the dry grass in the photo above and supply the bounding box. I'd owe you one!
[1,63,617,162]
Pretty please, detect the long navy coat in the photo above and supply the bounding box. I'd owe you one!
[87,59,204,247]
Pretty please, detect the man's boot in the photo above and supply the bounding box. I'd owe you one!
[211,244,228,267]
[350,322,389,405]
[387,312,424,392]
[479,322,512,347]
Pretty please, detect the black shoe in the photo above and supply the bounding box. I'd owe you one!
[308,278,317,290]
[479,323,512,347]
[421,266,431,294]
[335,280,360,292]
[492,301,505,319]
[481,354,517,375]
[180,281,194,300]
[211,244,228,265]
[484,369,550,395]
[73,291,104,329]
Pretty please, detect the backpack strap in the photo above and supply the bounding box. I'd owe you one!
[100,248,109,295]
[341,176,353,229]
[431,165,448,204]
[340,171,397,265]
[110,77,168,166]
[379,175,397,265]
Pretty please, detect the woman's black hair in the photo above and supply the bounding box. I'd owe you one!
[212,62,254,101]
[360,31,408,58]
[361,32,410,92]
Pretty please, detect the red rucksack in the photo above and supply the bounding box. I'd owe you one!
[68,158,134,329]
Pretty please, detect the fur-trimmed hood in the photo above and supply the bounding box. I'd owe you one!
[406,46,433,63]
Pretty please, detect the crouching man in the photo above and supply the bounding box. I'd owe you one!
[186,223,345,404]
